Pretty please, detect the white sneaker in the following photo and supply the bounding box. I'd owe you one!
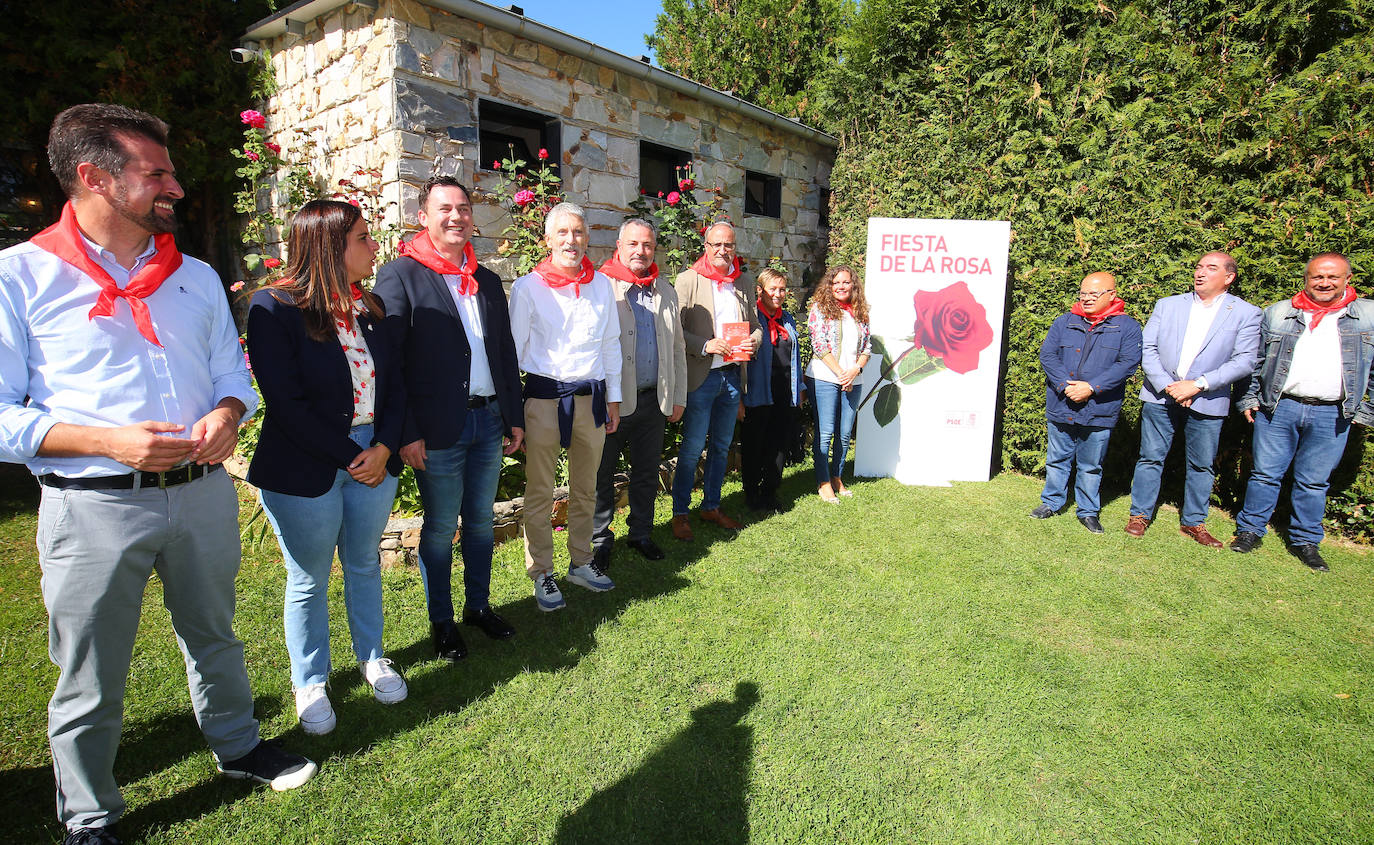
[294,683,336,735]
[567,560,615,592]
[359,658,408,704]
[534,572,566,611]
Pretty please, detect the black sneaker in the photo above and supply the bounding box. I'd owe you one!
[217,740,317,791]
[1028,504,1056,519]
[1230,531,1262,553]
[64,828,122,845]
[1292,544,1329,572]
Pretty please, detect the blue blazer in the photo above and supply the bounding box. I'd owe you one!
[743,306,803,408]
[1139,292,1262,416]
[246,288,405,497]
[373,255,524,449]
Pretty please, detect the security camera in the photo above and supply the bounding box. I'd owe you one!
[230,47,262,64]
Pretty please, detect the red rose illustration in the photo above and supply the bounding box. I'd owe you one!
[911,281,993,374]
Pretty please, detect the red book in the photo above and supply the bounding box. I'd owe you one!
[721,321,752,362]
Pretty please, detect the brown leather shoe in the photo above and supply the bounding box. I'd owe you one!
[698,509,742,531]
[1180,524,1224,548]
[1124,514,1150,537]
[671,514,694,542]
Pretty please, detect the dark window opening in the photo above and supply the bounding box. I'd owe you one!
[479,99,560,175]
[639,141,692,198]
[744,171,781,219]
[819,187,832,229]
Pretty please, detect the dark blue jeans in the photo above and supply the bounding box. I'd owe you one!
[414,404,505,622]
[1129,401,1223,526]
[1236,397,1350,545]
[1040,421,1113,518]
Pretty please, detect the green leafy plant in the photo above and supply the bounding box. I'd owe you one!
[629,166,727,279]
[488,145,564,276]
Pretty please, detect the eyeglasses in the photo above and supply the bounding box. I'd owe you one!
[1079,290,1115,299]
[706,241,736,250]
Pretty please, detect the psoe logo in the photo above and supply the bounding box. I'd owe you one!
[944,412,977,428]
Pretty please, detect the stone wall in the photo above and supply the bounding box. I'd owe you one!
[254,0,834,281]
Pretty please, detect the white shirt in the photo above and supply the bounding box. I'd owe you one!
[807,309,861,384]
[0,237,258,477]
[443,273,495,397]
[1175,293,1223,383]
[509,269,623,402]
[1282,308,1346,400]
[709,279,742,369]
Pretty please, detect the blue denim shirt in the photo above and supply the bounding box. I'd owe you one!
[1039,312,1143,426]
[1239,297,1374,425]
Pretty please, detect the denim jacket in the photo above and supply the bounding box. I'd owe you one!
[1040,311,1143,426]
[1239,297,1374,425]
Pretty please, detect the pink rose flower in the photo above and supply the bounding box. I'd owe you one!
[263,257,282,269]
[245,150,260,161]
[666,191,681,205]
[911,281,994,374]
[538,148,549,160]
[679,178,695,191]
[240,110,266,129]
[513,189,536,206]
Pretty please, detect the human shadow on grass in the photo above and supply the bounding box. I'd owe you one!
[554,681,758,845]
[111,506,715,838]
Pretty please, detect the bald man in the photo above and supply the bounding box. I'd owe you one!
[1031,272,1142,532]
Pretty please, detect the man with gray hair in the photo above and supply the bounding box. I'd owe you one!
[509,202,622,610]
[592,218,688,567]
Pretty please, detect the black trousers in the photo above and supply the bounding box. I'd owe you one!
[593,388,667,548]
[741,397,795,505]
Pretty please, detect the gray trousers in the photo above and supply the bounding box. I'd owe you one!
[593,389,667,548]
[37,470,260,830]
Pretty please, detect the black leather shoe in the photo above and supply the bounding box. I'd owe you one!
[626,537,665,560]
[1230,531,1262,553]
[64,827,123,845]
[1292,545,1329,572]
[431,619,468,661]
[462,606,516,639]
[1029,504,1055,519]
[1078,514,1104,534]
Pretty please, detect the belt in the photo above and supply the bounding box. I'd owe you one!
[39,463,223,491]
[468,394,494,409]
[1282,393,1341,406]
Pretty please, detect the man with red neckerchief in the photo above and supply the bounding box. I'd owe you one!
[0,103,315,845]
[1231,253,1374,571]
[591,218,687,568]
[509,202,622,611]
[1030,272,1142,533]
[669,221,763,541]
[374,176,525,656]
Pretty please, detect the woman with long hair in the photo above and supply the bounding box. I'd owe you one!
[246,199,407,735]
[806,265,871,503]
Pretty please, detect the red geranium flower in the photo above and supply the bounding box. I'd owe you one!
[911,282,994,374]
[244,150,260,161]
[263,257,282,269]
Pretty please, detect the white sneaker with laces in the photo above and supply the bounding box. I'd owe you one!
[359,657,408,704]
[567,560,615,592]
[534,572,566,611]
[294,683,336,735]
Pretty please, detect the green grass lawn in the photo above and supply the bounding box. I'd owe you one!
[1,462,1371,844]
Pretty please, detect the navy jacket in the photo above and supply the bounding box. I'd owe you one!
[1040,311,1143,426]
[743,306,803,408]
[373,255,524,449]
[246,288,405,497]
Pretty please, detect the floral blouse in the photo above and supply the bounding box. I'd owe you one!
[336,304,376,426]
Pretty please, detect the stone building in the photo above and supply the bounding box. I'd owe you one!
[242,0,836,279]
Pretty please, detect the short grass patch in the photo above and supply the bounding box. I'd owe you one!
[2,463,1371,843]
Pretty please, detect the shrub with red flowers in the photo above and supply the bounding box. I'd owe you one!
[232,107,318,279]
[628,164,725,278]
[859,281,995,426]
[490,145,564,275]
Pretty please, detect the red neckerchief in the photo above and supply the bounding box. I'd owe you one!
[400,232,478,295]
[1071,296,1126,327]
[837,300,856,318]
[599,255,657,287]
[535,256,595,297]
[758,299,785,345]
[692,254,741,290]
[30,201,181,347]
[1292,285,1357,331]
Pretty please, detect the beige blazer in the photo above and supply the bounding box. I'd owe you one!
[675,265,764,392]
[611,275,689,417]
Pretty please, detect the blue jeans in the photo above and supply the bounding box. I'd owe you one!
[1236,397,1350,546]
[1041,421,1113,517]
[1129,402,1224,526]
[414,404,504,622]
[260,424,399,689]
[672,367,742,514]
[812,379,860,485]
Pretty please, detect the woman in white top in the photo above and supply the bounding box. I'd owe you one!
[806,265,872,503]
